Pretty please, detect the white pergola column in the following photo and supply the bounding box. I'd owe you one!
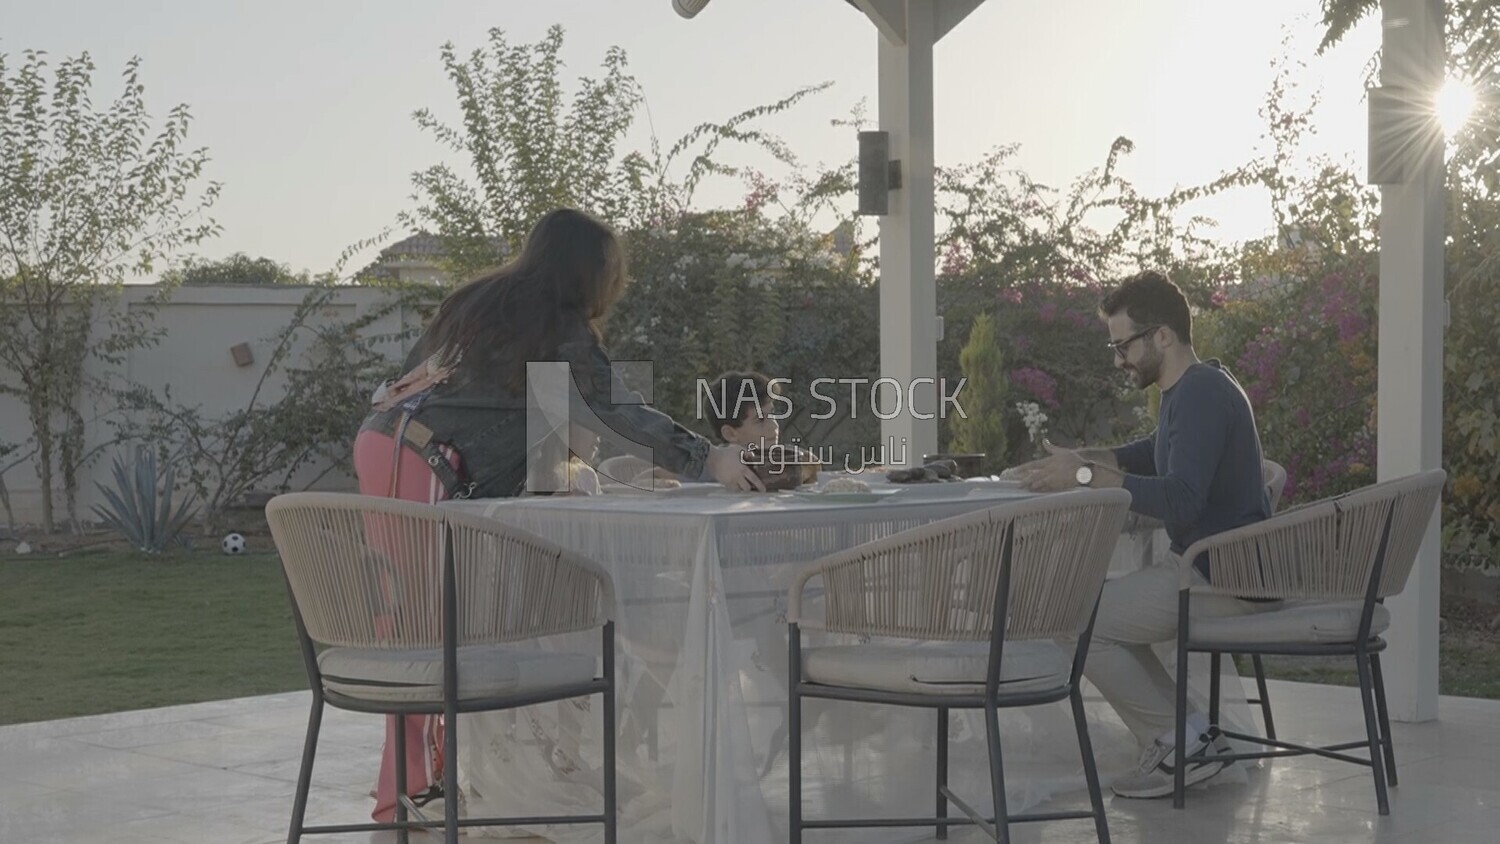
[856,0,984,467]
[875,6,938,466]
[1376,0,1446,722]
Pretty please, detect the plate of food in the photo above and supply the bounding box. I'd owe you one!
[884,459,963,484]
[791,477,900,503]
[745,444,822,491]
[791,489,900,504]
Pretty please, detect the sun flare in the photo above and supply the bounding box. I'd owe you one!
[1437,79,1477,137]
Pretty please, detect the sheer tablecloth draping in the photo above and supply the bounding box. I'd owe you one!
[441,483,1252,843]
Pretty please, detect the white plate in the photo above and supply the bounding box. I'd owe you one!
[882,479,1027,498]
[658,482,720,497]
[790,489,901,504]
[599,483,653,496]
[876,479,967,494]
[961,478,1024,489]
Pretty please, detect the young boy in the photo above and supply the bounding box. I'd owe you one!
[702,371,822,490]
[702,370,783,453]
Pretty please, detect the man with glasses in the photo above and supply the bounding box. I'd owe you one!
[1013,270,1272,799]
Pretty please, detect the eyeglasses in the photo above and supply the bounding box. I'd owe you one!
[1107,325,1161,359]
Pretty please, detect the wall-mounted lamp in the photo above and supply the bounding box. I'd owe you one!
[858,130,903,216]
[1368,85,1440,185]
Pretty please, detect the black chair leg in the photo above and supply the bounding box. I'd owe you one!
[937,706,949,840]
[1071,689,1112,844]
[1252,654,1277,740]
[1370,652,1398,786]
[444,707,459,843]
[789,630,803,844]
[1356,649,1392,815]
[394,715,411,844]
[604,623,618,844]
[286,693,324,844]
[1209,652,1222,728]
[984,702,1011,844]
[1173,594,1190,809]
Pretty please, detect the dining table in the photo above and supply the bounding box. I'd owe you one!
[440,475,1249,843]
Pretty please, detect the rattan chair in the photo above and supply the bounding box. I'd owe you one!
[1243,458,1288,739]
[1262,460,1288,508]
[786,489,1131,844]
[1169,469,1445,814]
[1133,460,1289,740]
[266,492,618,843]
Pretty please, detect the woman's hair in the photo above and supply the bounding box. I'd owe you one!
[416,208,628,392]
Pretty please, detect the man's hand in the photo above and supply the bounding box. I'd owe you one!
[1002,438,1073,476]
[1015,439,1091,492]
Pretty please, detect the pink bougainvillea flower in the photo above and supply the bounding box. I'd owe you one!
[1010,366,1060,408]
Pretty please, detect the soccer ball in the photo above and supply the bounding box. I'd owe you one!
[221,533,247,555]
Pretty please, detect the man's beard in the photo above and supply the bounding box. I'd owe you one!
[1124,353,1162,389]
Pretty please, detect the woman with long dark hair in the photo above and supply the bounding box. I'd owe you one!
[352,207,762,822]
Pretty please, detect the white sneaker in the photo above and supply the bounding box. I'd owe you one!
[1111,725,1233,799]
[401,792,467,836]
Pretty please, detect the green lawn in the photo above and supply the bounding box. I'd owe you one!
[1246,631,1500,701]
[1,549,1495,728]
[1242,589,1500,700]
[0,549,308,726]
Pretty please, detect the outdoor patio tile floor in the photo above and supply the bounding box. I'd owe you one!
[2,681,1496,843]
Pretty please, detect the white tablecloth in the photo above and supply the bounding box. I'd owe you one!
[442,485,1243,843]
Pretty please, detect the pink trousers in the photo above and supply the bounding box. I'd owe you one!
[352,429,460,823]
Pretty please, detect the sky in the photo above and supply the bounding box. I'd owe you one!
[2,0,1383,277]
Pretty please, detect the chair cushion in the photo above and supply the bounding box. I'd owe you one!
[801,640,1071,697]
[318,644,598,703]
[1190,601,1390,646]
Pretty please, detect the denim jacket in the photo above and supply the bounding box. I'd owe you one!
[359,322,711,499]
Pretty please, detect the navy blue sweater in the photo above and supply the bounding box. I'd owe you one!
[1113,360,1271,576]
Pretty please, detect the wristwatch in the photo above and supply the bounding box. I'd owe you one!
[1075,462,1095,487]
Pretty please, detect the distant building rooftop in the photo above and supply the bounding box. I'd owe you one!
[356,232,508,284]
